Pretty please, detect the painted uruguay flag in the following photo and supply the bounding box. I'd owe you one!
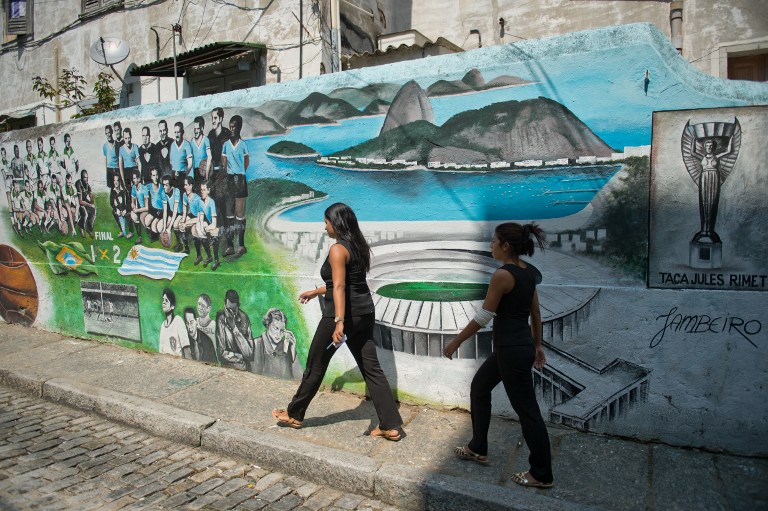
[118,245,187,280]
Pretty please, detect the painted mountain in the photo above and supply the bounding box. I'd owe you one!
[379,80,435,135]
[255,93,363,128]
[427,68,532,97]
[327,83,402,109]
[240,109,286,138]
[248,69,532,133]
[362,99,391,115]
[254,100,296,128]
[334,96,614,164]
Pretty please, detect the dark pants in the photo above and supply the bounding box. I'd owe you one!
[287,314,402,430]
[468,345,553,484]
[121,167,136,233]
[78,204,95,233]
[106,167,118,189]
[173,170,187,190]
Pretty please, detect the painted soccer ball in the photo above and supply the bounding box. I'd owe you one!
[0,245,38,326]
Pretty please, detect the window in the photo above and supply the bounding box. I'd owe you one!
[187,58,264,98]
[728,53,768,82]
[81,0,122,16]
[6,0,33,36]
[712,37,768,81]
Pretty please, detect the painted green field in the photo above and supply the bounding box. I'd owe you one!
[376,281,488,302]
[2,178,325,363]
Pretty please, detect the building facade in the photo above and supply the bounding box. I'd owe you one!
[2,0,766,129]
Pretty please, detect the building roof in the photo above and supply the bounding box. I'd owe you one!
[131,42,266,77]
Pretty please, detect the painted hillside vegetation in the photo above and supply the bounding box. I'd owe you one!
[254,70,614,172]
[249,69,532,138]
[331,92,613,167]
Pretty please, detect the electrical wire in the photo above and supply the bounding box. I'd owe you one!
[209,0,272,11]
[688,47,721,64]
[189,0,210,48]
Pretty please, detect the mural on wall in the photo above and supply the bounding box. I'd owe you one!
[81,281,141,342]
[156,286,301,378]
[648,106,767,290]
[0,244,37,326]
[0,24,766,454]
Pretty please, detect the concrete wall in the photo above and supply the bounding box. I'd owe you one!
[0,0,321,123]
[1,23,767,456]
[4,0,765,127]
[406,0,768,77]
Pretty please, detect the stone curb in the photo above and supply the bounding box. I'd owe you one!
[374,463,598,511]
[41,378,217,447]
[0,372,599,511]
[202,421,378,496]
[0,367,46,397]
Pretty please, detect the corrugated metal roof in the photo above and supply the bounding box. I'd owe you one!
[131,42,266,77]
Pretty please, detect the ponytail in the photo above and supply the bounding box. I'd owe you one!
[495,222,547,257]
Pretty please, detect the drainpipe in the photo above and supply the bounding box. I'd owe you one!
[330,0,341,72]
[670,1,683,54]
[299,0,303,79]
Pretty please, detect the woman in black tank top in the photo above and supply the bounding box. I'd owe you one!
[443,222,554,488]
[272,203,403,440]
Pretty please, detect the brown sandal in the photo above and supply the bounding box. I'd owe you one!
[272,409,303,429]
[369,427,401,442]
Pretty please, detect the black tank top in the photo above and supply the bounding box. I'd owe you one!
[492,262,541,347]
[320,240,375,318]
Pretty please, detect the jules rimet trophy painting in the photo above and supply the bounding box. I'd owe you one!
[649,106,766,291]
[680,118,741,269]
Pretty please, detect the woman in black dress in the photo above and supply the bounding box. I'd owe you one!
[272,203,403,440]
[443,222,553,488]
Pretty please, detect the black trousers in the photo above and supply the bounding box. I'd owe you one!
[106,167,118,190]
[78,204,95,233]
[468,344,553,484]
[286,314,402,430]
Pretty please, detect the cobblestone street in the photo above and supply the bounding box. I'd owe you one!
[0,387,400,511]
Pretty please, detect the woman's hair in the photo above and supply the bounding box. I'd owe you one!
[324,202,371,272]
[495,222,547,257]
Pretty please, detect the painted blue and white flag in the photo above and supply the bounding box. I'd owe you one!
[118,245,187,280]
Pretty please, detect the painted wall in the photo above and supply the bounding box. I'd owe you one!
[1,24,767,456]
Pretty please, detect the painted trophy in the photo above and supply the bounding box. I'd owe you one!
[680,118,741,269]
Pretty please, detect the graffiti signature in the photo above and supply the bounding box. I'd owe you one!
[650,306,761,348]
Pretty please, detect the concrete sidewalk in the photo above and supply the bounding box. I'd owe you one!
[0,323,765,511]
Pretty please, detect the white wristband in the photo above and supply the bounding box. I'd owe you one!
[473,308,496,327]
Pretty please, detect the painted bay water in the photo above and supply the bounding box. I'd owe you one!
[242,58,704,223]
[245,116,619,223]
